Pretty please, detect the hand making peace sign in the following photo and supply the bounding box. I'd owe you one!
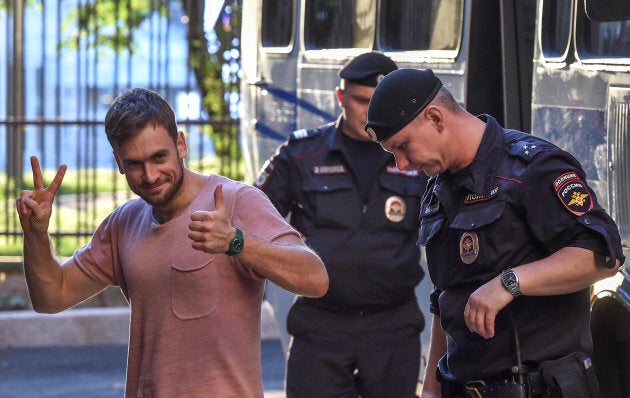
[15,156,67,235]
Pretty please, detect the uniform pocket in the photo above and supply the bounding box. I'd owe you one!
[171,259,220,320]
[450,201,505,231]
[450,201,506,267]
[301,177,359,228]
[374,173,425,231]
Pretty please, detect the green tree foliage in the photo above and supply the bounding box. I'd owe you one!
[186,1,243,180]
[63,0,243,180]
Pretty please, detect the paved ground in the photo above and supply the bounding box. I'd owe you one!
[0,341,286,398]
[0,303,287,397]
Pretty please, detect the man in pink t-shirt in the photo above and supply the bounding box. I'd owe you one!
[15,88,329,397]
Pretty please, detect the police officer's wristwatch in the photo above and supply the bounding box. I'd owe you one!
[500,268,521,297]
[226,227,244,256]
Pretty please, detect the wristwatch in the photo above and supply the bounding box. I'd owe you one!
[226,227,244,256]
[500,268,521,297]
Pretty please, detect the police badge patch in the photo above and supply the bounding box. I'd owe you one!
[385,196,406,222]
[459,231,479,264]
[553,172,594,216]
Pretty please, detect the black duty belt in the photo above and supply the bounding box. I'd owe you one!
[462,371,552,398]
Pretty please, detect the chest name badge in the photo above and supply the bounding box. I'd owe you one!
[553,172,593,216]
[385,166,420,178]
[312,164,347,175]
[385,196,406,223]
[464,185,499,205]
[459,231,479,264]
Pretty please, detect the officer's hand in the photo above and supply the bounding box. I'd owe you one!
[188,184,236,254]
[16,156,67,235]
[464,277,513,339]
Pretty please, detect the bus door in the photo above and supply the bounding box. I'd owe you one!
[241,0,300,184]
[533,1,630,395]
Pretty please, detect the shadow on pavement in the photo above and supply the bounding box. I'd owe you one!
[0,340,286,398]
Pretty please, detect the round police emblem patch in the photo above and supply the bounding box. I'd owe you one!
[459,231,479,264]
[385,196,405,223]
[553,172,593,216]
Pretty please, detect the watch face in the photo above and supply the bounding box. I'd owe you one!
[503,273,517,286]
[226,229,244,256]
[232,239,244,253]
[501,269,520,296]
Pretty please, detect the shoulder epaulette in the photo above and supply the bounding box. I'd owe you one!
[508,140,544,162]
[288,128,322,142]
[504,130,544,162]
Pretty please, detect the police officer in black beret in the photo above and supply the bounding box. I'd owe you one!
[365,68,625,397]
[255,53,427,397]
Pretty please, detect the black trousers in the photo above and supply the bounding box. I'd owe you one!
[285,299,423,398]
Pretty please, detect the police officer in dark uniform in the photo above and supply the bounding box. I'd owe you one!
[255,52,427,398]
[364,68,625,398]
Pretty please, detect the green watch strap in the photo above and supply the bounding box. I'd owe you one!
[226,227,244,256]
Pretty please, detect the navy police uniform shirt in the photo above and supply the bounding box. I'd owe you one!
[255,117,427,314]
[419,114,625,382]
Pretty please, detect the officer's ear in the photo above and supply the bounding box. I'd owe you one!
[335,87,344,105]
[424,106,444,132]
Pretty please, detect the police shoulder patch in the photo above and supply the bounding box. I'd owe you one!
[253,163,274,189]
[553,171,594,216]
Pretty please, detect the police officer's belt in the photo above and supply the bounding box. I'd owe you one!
[462,371,550,398]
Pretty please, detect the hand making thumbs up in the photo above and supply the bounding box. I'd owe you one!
[188,184,239,254]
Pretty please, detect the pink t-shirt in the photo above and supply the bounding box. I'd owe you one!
[72,175,300,397]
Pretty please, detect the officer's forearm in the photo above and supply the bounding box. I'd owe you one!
[516,246,619,296]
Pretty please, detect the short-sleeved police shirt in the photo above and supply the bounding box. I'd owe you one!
[256,118,428,313]
[418,114,624,382]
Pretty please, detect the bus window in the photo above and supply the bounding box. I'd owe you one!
[262,0,294,48]
[379,0,463,51]
[540,0,572,60]
[303,0,375,50]
[578,18,630,58]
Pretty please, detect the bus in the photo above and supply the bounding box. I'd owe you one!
[239,0,630,393]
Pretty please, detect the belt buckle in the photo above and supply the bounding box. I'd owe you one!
[464,380,486,398]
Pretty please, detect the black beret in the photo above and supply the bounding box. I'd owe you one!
[365,68,442,142]
[338,52,398,87]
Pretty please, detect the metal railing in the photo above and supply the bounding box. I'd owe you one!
[1,0,240,257]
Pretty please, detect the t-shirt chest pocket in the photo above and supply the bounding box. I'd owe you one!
[171,258,220,320]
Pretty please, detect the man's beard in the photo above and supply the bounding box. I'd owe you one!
[131,165,185,207]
